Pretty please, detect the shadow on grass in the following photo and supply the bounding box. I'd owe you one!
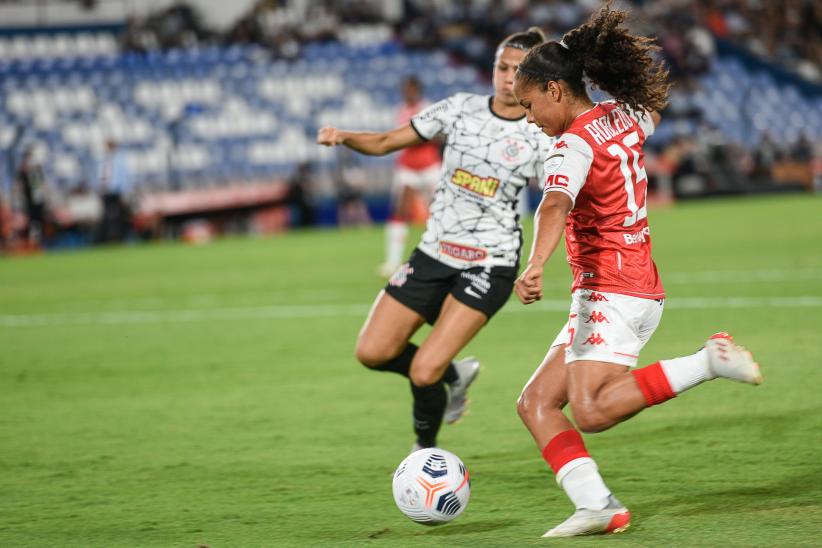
[421,518,521,536]
[656,466,822,517]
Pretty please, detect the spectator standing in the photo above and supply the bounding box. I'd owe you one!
[96,139,132,244]
[16,147,49,248]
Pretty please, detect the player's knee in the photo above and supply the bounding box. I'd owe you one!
[516,390,536,422]
[354,339,389,368]
[571,403,611,433]
[409,367,441,387]
[516,385,562,423]
[409,349,448,387]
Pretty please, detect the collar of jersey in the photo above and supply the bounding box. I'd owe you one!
[488,96,526,121]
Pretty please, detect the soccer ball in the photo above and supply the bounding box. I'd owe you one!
[392,447,471,525]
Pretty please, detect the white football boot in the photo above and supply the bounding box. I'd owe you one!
[705,332,763,385]
[542,495,631,537]
[444,357,481,425]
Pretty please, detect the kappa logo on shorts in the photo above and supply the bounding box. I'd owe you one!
[586,311,610,324]
[583,333,607,346]
[389,263,414,287]
[587,292,609,302]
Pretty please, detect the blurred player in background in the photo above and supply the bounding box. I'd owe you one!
[318,28,554,452]
[512,3,762,537]
[95,139,133,244]
[16,146,48,248]
[380,75,443,277]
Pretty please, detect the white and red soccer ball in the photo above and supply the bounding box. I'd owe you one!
[392,448,471,525]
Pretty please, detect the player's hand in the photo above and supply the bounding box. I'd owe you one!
[515,263,543,305]
[317,127,345,146]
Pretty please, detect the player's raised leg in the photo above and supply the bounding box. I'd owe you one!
[518,341,630,537]
[409,295,487,447]
[568,332,762,434]
[355,290,426,375]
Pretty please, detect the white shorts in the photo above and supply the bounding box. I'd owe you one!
[549,289,664,367]
[395,165,441,192]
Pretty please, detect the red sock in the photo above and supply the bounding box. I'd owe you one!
[631,361,676,407]
[541,429,590,475]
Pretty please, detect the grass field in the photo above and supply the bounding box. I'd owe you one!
[1,195,821,547]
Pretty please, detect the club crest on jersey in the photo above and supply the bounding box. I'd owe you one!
[440,241,487,262]
[450,168,500,198]
[389,263,414,287]
[501,138,527,162]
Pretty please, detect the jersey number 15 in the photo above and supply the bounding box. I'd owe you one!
[607,131,648,228]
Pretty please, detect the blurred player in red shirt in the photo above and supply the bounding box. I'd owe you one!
[511,3,763,538]
[381,76,443,277]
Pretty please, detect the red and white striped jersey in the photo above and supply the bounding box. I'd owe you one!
[543,101,664,299]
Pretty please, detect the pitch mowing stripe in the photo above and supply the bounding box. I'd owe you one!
[1,296,821,327]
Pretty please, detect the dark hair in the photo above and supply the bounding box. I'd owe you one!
[516,2,669,113]
[497,26,546,54]
[402,75,422,90]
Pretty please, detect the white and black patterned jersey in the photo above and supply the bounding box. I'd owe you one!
[410,93,555,269]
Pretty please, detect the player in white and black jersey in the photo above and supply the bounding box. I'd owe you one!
[317,28,554,451]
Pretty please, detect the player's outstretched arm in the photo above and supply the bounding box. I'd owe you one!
[515,192,573,305]
[316,124,423,156]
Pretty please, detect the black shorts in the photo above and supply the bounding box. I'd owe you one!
[384,248,517,324]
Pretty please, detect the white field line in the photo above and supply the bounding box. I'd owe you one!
[1,296,821,328]
[5,268,819,315]
[663,267,822,284]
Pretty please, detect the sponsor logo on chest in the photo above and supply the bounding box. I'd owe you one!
[450,168,500,198]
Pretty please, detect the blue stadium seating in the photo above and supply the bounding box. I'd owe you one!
[1,32,820,193]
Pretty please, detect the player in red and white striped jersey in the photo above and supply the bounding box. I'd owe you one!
[511,3,763,538]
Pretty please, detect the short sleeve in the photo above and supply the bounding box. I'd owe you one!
[410,94,463,140]
[533,134,557,183]
[542,133,594,206]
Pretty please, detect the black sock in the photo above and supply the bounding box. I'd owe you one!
[441,362,458,384]
[372,344,417,377]
[372,344,457,384]
[411,381,447,447]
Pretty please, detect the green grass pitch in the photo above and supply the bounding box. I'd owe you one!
[1,195,821,547]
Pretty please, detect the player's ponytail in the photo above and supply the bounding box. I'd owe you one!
[516,2,669,114]
[497,26,546,54]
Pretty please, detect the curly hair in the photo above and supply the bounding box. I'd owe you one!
[516,2,669,114]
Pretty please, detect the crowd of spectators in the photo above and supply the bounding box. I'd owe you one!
[122,1,818,86]
[118,1,818,196]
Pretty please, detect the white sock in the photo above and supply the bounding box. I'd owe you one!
[385,221,407,267]
[659,348,713,393]
[556,457,611,510]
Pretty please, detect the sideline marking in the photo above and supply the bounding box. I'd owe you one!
[1,296,821,327]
